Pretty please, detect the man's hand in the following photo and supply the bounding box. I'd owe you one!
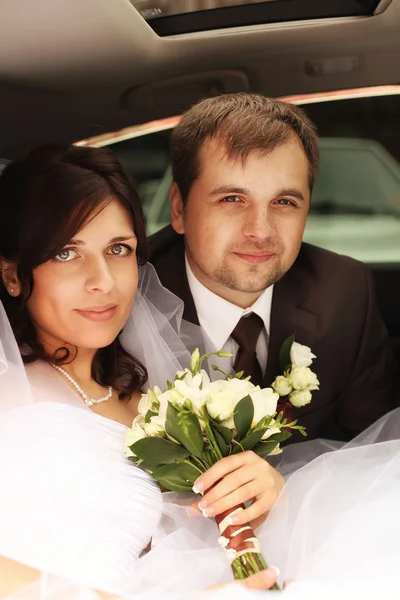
[192,451,285,528]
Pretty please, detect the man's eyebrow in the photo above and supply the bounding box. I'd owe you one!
[68,235,137,246]
[275,188,307,202]
[208,186,251,196]
[208,186,306,202]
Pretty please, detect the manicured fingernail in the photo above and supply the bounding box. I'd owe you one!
[193,480,204,494]
[202,507,215,518]
[198,499,208,510]
[227,516,236,526]
[266,566,280,578]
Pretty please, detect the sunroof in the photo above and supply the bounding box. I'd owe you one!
[132,0,382,36]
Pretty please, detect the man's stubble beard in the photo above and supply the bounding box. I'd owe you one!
[213,260,286,293]
[186,243,287,294]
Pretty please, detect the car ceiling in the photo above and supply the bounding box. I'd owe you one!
[0,0,399,159]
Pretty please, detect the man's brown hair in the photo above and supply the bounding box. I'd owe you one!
[170,93,319,201]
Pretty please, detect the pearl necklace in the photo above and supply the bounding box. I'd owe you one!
[50,364,113,408]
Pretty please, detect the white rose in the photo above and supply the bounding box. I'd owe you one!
[250,387,279,427]
[144,415,166,438]
[207,377,257,428]
[174,369,211,414]
[138,385,164,415]
[124,415,147,457]
[137,391,152,415]
[206,391,237,423]
[290,342,316,368]
[289,389,312,408]
[157,388,185,420]
[290,366,320,391]
[272,375,293,397]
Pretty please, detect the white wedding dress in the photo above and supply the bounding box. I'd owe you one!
[1,266,400,600]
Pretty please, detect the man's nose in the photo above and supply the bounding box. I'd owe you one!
[242,205,276,240]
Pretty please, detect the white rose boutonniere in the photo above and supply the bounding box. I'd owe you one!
[289,389,312,408]
[290,341,316,368]
[272,336,319,409]
[290,366,320,391]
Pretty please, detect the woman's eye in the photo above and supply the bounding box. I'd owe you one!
[108,244,132,257]
[221,195,242,203]
[54,248,77,262]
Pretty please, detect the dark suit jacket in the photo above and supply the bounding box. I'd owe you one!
[149,226,398,442]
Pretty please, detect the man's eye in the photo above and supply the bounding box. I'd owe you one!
[276,198,296,206]
[108,244,133,256]
[54,248,77,262]
[221,195,241,203]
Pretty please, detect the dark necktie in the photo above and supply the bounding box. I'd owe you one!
[231,313,264,387]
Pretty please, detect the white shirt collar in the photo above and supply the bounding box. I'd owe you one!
[185,256,273,351]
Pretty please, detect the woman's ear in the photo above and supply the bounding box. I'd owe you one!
[0,259,21,297]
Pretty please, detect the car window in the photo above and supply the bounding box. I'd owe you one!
[102,90,400,265]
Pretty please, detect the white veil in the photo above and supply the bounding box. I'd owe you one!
[120,263,210,389]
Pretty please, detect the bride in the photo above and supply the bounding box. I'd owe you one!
[0,143,282,597]
[0,143,399,600]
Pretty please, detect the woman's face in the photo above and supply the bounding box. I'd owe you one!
[26,199,139,354]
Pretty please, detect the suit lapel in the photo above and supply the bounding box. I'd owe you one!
[265,261,318,385]
[153,233,200,326]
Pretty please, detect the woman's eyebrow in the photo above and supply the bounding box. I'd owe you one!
[68,235,137,246]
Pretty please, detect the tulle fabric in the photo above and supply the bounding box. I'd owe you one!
[120,263,211,389]
[0,263,400,599]
[3,412,400,599]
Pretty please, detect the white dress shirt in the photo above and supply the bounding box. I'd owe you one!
[185,256,273,375]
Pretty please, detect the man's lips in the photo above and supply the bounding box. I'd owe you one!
[233,251,276,264]
[75,304,117,322]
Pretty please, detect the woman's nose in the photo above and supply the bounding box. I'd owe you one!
[85,257,115,293]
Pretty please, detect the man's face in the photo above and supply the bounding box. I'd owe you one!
[171,135,310,308]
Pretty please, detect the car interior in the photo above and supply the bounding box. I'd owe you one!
[1,0,400,358]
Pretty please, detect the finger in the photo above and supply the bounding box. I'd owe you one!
[193,452,256,494]
[199,481,263,518]
[199,465,261,508]
[228,494,276,525]
[239,567,279,590]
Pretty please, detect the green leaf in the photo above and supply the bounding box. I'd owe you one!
[232,428,268,453]
[252,440,280,458]
[279,334,295,373]
[252,429,293,459]
[234,395,254,440]
[212,421,233,444]
[165,403,204,458]
[152,462,199,492]
[267,429,292,444]
[213,426,230,457]
[130,437,190,470]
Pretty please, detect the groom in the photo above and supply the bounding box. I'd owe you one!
[149,92,397,443]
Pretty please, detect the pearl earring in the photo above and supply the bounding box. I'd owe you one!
[9,288,14,294]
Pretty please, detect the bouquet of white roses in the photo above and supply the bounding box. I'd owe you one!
[125,337,319,586]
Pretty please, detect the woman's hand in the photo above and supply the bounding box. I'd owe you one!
[191,451,285,528]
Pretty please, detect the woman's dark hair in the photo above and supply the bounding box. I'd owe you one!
[0,143,148,398]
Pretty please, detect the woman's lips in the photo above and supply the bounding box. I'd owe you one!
[233,251,275,264]
[75,305,117,322]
